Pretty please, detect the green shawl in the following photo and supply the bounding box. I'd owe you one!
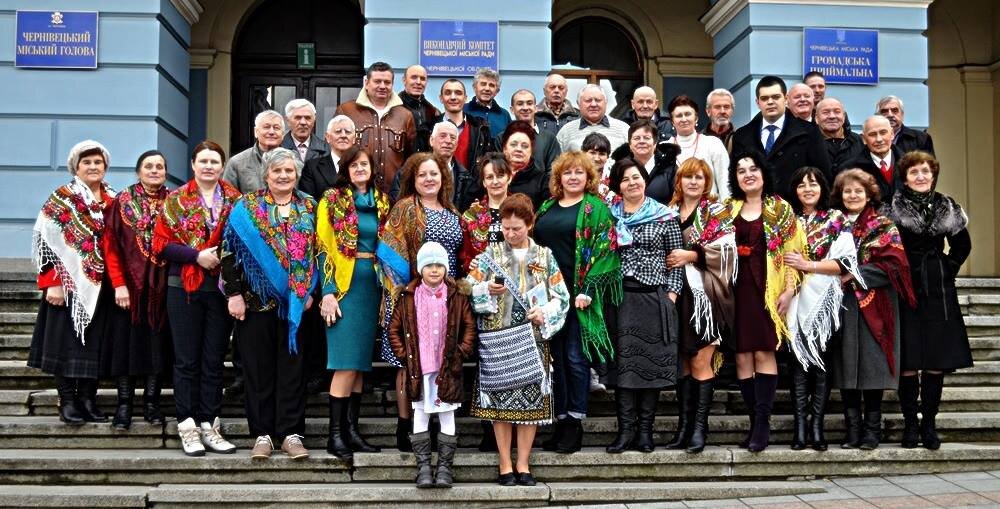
[537,193,622,362]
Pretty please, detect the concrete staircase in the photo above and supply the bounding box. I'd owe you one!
[1,260,999,507]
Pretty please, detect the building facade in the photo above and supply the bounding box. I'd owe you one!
[2,0,997,275]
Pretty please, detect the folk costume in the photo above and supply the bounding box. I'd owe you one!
[30,142,117,425]
[458,198,504,273]
[606,196,684,453]
[102,182,170,429]
[534,193,621,453]
[221,189,318,454]
[886,186,972,449]
[831,204,917,450]
[315,185,389,458]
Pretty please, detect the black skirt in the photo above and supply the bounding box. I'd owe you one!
[606,278,679,390]
[99,290,172,378]
[28,283,113,379]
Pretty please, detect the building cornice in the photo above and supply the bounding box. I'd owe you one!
[189,48,216,69]
[656,56,715,78]
[701,0,934,38]
[170,0,203,25]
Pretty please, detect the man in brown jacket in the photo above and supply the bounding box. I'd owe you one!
[335,62,416,196]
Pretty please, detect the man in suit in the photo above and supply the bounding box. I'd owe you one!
[731,75,831,199]
[298,115,357,200]
[510,88,561,174]
[876,95,934,156]
[843,115,904,203]
[281,98,329,163]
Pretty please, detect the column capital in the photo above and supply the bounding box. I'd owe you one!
[190,48,216,70]
[656,57,715,78]
[170,0,204,25]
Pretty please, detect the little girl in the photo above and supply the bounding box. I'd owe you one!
[389,242,476,488]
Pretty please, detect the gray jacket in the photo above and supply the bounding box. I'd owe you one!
[222,144,266,193]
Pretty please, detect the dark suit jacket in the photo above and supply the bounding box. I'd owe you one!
[282,132,329,163]
[844,146,905,205]
[825,129,866,174]
[732,110,832,200]
[298,154,339,201]
[533,128,561,174]
[895,125,935,156]
[440,113,496,170]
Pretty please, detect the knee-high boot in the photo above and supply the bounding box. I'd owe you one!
[920,373,944,450]
[897,375,920,448]
[346,392,380,452]
[738,377,756,449]
[607,388,637,453]
[143,374,165,425]
[56,375,85,426]
[840,389,862,449]
[790,365,810,450]
[76,378,107,423]
[664,377,693,449]
[686,378,715,454]
[112,376,134,431]
[859,389,883,450]
[748,374,777,453]
[326,396,354,462]
[810,368,830,451]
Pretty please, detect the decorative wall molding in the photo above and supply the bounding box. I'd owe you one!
[656,56,715,78]
[701,0,934,38]
[170,0,204,25]
[189,48,216,69]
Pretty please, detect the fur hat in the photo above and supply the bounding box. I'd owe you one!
[416,241,449,274]
[67,140,110,176]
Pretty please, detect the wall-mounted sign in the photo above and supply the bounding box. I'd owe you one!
[297,43,315,70]
[419,20,498,77]
[15,10,99,69]
[803,28,878,85]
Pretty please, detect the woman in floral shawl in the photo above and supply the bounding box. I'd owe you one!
[458,153,511,273]
[377,152,462,452]
[30,140,116,426]
[829,169,917,451]
[221,147,317,460]
[726,151,805,453]
[153,140,240,457]
[783,166,862,452]
[101,150,171,431]
[315,146,389,461]
[534,151,621,454]
[665,158,736,454]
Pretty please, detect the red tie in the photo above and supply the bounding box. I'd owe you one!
[879,160,892,183]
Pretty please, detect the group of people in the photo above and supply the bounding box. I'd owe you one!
[29,62,972,488]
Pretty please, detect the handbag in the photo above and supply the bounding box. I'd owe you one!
[476,252,546,392]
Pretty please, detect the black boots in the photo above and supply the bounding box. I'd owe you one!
[396,416,413,452]
[478,420,497,452]
[810,368,829,451]
[76,378,107,423]
[555,416,583,454]
[112,376,134,431]
[411,431,434,488]
[143,375,165,425]
[747,374,777,453]
[541,418,565,451]
[841,406,863,448]
[606,388,636,453]
[859,389,884,450]
[634,390,659,453]
[664,377,693,450]
[920,373,944,450]
[898,375,921,448]
[326,396,354,462]
[345,393,380,453]
[435,433,457,488]
[737,377,756,449]
[790,365,810,450]
[686,379,715,454]
[55,376,85,426]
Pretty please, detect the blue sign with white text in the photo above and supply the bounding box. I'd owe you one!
[15,10,99,69]
[803,28,878,85]
[420,20,498,77]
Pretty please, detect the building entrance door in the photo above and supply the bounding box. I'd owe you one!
[230,0,364,154]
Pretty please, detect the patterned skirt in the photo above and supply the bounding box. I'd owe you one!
[470,342,553,425]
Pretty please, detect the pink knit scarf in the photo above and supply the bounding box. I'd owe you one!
[415,282,448,374]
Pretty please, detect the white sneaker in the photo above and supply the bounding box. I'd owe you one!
[200,417,237,454]
[178,417,206,457]
[589,368,607,393]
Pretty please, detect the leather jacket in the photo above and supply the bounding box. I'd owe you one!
[335,90,416,196]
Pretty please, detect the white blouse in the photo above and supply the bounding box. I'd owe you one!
[667,132,731,200]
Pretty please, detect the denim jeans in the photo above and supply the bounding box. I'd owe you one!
[168,287,232,423]
[550,311,590,419]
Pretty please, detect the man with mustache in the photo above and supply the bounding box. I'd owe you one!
[702,88,736,154]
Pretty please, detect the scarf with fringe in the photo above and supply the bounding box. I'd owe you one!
[107,182,168,328]
[680,199,737,352]
[223,190,317,353]
[316,186,389,298]
[153,180,240,293]
[850,205,917,375]
[537,193,621,362]
[32,177,115,340]
[459,198,494,272]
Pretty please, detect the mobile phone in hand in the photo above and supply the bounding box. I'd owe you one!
[494,275,505,285]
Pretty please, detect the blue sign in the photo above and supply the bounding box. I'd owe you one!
[419,20,498,77]
[15,10,99,69]
[803,28,878,85]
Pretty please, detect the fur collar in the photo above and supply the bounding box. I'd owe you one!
[887,189,968,237]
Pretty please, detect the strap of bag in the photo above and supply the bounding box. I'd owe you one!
[481,253,531,312]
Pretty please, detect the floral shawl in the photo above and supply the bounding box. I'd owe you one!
[849,205,917,375]
[726,195,805,344]
[152,179,240,293]
[458,198,493,273]
[537,193,621,362]
[32,177,115,340]
[676,199,737,349]
[786,209,861,370]
[223,190,318,353]
[376,196,427,292]
[316,186,390,298]
[106,182,168,328]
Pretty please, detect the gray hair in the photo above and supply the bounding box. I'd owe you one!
[254,109,285,131]
[578,83,606,101]
[326,114,356,133]
[876,95,904,113]
[863,114,892,132]
[705,88,734,107]
[430,121,458,138]
[284,99,316,118]
[474,68,500,84]
[261,147,304,178]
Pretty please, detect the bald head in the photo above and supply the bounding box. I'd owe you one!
[403,65,429,96]
[631,86,659,121]
[815,98,846,138]
[544,73,569,110]
[788,83,815,121]
[862,115,893,157]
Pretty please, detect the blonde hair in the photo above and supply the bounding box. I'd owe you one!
[670,158,716,206]
[549,151,599,200]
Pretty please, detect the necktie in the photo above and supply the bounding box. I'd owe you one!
[879,160,891,183]
[297,143,308,161]
[764,125,777,154]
